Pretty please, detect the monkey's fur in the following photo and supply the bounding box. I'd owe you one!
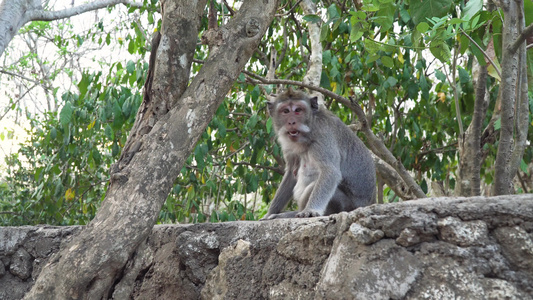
[263,89,376,219]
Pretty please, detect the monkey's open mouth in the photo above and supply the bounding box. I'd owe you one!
[288,131,299,136]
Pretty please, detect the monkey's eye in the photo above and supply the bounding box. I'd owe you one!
[294,107,303,113]
[281,108,290,114]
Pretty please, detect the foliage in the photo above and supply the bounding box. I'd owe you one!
[0,63,145,225]
[1,0,533,225]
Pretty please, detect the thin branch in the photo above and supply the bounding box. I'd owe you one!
[451,43,464,136]
[230,161,284,174]
[221,0,236,16]
[510,22,533,54]
[27,0,142,22]
[459,28,502,78]
[0,84,38,121]
[223,141,250,159]
[517,171,529,193]
[418,141,458,156]
[275,0,303,17]
[0,69,41,85]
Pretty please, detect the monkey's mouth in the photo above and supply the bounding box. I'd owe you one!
[288,131,300,137]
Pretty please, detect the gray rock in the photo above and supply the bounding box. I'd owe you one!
[9,247,32,280]
[1,195,533,299]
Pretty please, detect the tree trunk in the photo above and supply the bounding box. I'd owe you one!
[0,0,40,58]
[455,65,488,196]
[493,0,527,195]
[23,0,278,298]
[506,8,530,191]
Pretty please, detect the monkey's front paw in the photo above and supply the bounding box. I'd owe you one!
[296,209,321,218]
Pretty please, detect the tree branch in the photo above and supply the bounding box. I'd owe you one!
[27,0,142,22]
[0,69,40,84]
[459,28,502,78]
[510,22,533,54]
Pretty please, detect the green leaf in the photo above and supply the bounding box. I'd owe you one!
[112,142,120,157]
[435,69,446,81]
[105,124,114,140]
[327,4,340,21]
[419,75,429,99]
[218,121,226,138]
[375,2,395,32]
[381,56,395,68]
[385,76,397,87]
[126,60,135,74]
[112,99,125,129]
[303,14,322,24]
[430,40,451,63]
[320,24,329,42]
[320,71,331,89]
[92,148,101,165]
[526,0,533,26]
[366,54,380,64]
[50,127,57,140]
[409,0,452,24]
[494,118,501,130]
[323,50,332,64]
[195,144,207,170]
[78,74,90,97]
[416,22,430,33]
[251,85,260,102]
[266,117,273,134]
[462,0,483,21]
[361,3,380,12]
[350,27,364,42]
[385,118,392,132]
[59,102,73,128]
[246,114,258,129]
[122,97,132,118]
[458,67,470,84]
[364,39,380,55]
[520,159,529,175]
[421,179,428,194]
[128,39,136,54]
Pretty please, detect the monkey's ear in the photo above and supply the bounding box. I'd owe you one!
[310,97,319,112]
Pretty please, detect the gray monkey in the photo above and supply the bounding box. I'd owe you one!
[262,88,376,219]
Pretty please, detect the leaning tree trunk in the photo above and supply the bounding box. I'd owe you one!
[24,0,278,298]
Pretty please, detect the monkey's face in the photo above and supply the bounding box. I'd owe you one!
[273,100,311,143]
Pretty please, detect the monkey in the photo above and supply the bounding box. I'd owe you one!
[262,88,376,219]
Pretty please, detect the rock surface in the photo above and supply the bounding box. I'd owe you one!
[1,195,533,299]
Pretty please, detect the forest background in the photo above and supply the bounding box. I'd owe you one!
[1,0,532,227]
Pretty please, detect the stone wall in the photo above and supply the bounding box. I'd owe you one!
[1,195,533,299]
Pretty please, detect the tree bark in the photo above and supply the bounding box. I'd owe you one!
[372,155,416,200]
[506,4,529,190]
[24,0,278,298]
[455,65,488,196]
[0,0,40,59]
[300,0,324,104]
[493,0,528,195]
